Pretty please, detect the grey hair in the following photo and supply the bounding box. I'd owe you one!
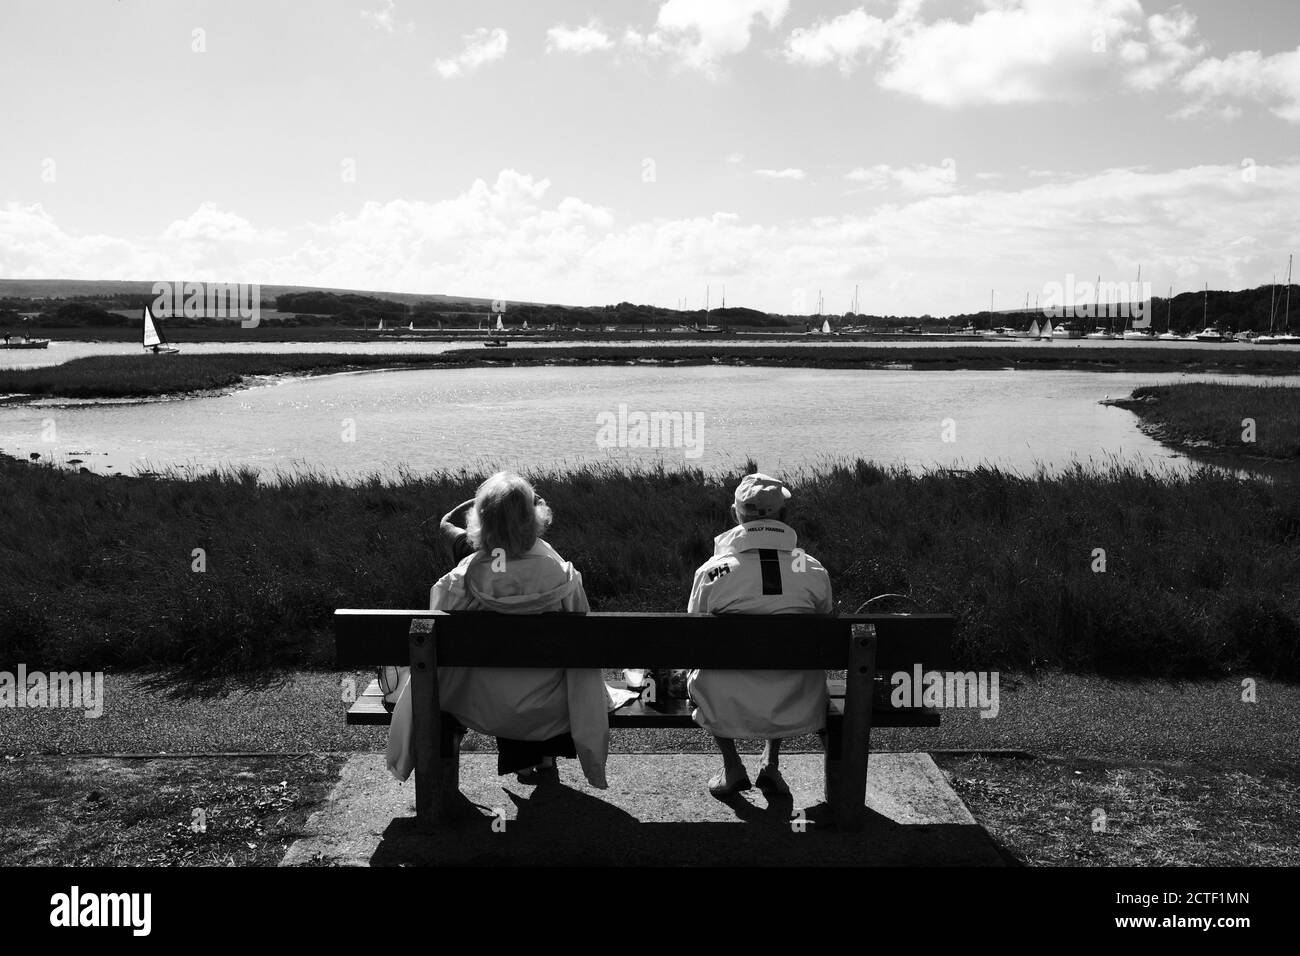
[466,472,553,558]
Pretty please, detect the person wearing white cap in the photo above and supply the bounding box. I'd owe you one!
[686,472,834,798]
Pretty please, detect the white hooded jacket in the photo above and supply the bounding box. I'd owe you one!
[385,539,610,788]
[686,520,834,739]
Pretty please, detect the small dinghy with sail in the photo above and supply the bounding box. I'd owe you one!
[143,306,180,355]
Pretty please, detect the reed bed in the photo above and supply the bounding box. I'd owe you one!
[1,456,1295,680]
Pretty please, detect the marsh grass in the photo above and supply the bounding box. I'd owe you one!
[1126,383,1300,461]
[1,456,1296,680]
[0,353,448,399]
[3,346,1298,400]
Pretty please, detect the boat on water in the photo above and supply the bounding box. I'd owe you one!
[1,333,50,349]
[1191,284,1225,342]
[1084,329,1117,339]
[143,306,179,354]
[483,338,507,348]
[1156,286,1184,339]
[1256,254,1298,344]
[1122,329,1154,340]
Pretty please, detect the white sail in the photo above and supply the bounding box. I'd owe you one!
[1042,319,1054,339]
[821,319,831,334]
[1028,319,1040,338]
[143,307,162,348]
[496,314,504,331]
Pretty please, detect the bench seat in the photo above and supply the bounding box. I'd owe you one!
[345,678,942,728]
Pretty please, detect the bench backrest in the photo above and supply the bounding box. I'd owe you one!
[334,609,955,673]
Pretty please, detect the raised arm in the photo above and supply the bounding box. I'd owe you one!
[437,497,476,563]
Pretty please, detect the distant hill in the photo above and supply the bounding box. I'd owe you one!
[0,278,522,309]
[1,278,1295,333]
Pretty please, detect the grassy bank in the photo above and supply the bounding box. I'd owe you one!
[1,456,1296,680]
[3,345,1299,399]
[443,343,1300,376]
[1113,383,1300,462]
[0,353,456,400]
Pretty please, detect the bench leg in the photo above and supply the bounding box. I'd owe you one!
[408,619,444,832]
[833,623,877,832]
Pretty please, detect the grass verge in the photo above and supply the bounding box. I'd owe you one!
[2,456,1298,680]
[0,754,344,866]
[941,754,1300,865]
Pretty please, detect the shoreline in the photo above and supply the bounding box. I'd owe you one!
[1104,383,1300,472]
[2,344,1298,402]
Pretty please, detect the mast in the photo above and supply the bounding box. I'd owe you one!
[1128,264,1140,331]
[1203,282,1208,328]
[1167,285,1173,333]
[1286,254,1293,333]
[1269,277,1276,333]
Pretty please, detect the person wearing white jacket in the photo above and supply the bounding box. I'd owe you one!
[386,472,610,790]
[686,473,833,799]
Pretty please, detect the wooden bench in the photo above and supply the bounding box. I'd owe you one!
[335,609,955,831]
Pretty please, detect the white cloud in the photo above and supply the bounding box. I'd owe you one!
[546,20,613,55]
[877,0,1146,107]
[754,168,805,180]
[1120,6,1205,91]
[435,27,508,79]
[648,0,790,76]
[1178,44,1300,123]
[361,1,408,34]
[160,202,269,244]
[846,162,957,195]
[6,164,1300,316]
[783,8,890,75]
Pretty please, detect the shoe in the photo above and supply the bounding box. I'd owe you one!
[755,764,791,796]
[708,768,752,798]
[516,757,557,784]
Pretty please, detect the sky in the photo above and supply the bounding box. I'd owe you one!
[1,0,1299,316]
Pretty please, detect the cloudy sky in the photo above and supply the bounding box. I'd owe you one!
[2,0,1298,315]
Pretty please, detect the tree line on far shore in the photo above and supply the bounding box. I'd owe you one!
[2,283,1296,334]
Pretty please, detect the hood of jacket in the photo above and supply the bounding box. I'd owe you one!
[712,520,799,557]
[448,539,583,613]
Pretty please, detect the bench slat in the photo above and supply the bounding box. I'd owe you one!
[335,610,954,670]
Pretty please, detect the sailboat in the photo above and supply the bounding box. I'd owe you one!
[483,311,507,346]
[1157,286,1181,340]
[1122,266,1153,339]
[1257,255,1299,344]
[821,318,832,335]
[142,306,179,355]
[1084,275,1115,338]
[1194,283,1225,341]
